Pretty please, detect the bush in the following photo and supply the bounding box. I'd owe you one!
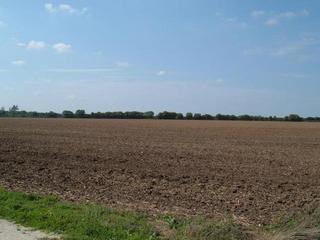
[62,110,75,118]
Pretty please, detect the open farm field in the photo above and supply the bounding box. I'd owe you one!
[1,118,320,224]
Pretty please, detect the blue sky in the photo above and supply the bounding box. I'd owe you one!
[0,0,319,116]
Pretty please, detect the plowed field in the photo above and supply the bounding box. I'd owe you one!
[1,118,320,224]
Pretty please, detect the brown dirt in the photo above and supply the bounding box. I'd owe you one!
[0,118,320,224]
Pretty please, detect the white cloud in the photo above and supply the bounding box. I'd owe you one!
[243,36,319,60]
[66,94,76,100]
[52,43,72,53]
[0,21,5,28]
[157,70,167,76]
[223,17,248,28]
[277,73,309,79]
[45,3,87,15]
[215,13,247,29]
[17,42,26,47]
[265,18,278,26]
[44,3,55,13]
[26,40,46,50]
[11,60,26,66]
[16,39,73,53]
[59,4,76,14]
[42,68,117,73]
[251,10,265,18]
[93,51,103,56]
[300,9,309,16]
[265,10,309,26]
[115,61,130,68]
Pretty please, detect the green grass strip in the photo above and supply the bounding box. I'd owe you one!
[0,187,254,240]
[0,187,158,240]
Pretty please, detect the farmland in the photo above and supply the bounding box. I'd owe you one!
[0,118,320,225]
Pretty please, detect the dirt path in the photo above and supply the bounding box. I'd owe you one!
[0,219,58,240]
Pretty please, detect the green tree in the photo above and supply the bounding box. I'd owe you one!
[9,105,19,112]
[285,114,303,122]
[186,112,193,120]
[75,109,86,118]
[176,113,184,119]
[46,111,59,118]
[157,111,178,119]
[0,107,6,117]
[62,110,74,118]
[143,111,154,119]
[193,113,202,120]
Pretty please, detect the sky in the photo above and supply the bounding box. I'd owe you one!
[0,0,319,116]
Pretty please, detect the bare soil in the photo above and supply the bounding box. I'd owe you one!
[0,118,320,224]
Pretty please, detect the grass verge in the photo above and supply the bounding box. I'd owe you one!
[0,187,251,240]
[0,187,158,240]
[264,205,320,240]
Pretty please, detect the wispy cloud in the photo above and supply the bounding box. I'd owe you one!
[243,36,319,60]
[16,39,72,53]
[52,43,72,53]
[11,60,26,66]
[224,17,248,28]
[0,69,8,72]
[215,13,248,29]
[265,10,309,26]
[45,3,87,15]
[115,61,131,68]
[66,94,77,100]
[42,68,118,73]
[24,40,47,50]
[215,78,224,83]
[0,20,5,28]
[276,73,309,79]
[251,10,265,18]
[157,70,167,76]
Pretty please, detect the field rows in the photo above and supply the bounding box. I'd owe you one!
[1,118,320,224]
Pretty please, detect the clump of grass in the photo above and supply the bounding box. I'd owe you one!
[0,187,158,240]
[157,215,250,240]
[265,205,320,240]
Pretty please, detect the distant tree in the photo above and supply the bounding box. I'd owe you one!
[19,110,28,117]
[9,105,19,112]
[113,112,125,119]
[92,112,105,118]
[239,115,252,121]
[75,109,86,118]
[176,113,184,120]
[8,105,19,117]
[193,113,202,120]
[46,111,59,118]
[186,112,193,120]
[202,114,214,120]
[28,111,40,118]
[216,114,223,120]
[125,111,144,119]
[157,111,178,119]
[62,110,74,118]
[0,107,6,117]
[143,111,154,119]
[285,114,303,122]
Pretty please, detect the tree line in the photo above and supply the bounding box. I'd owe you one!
[1,105,319,122]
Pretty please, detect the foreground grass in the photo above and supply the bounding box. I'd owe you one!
[0,188,158,240]
[265,205,320,240]
[2,187,320,240]
[0,188,251,240]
